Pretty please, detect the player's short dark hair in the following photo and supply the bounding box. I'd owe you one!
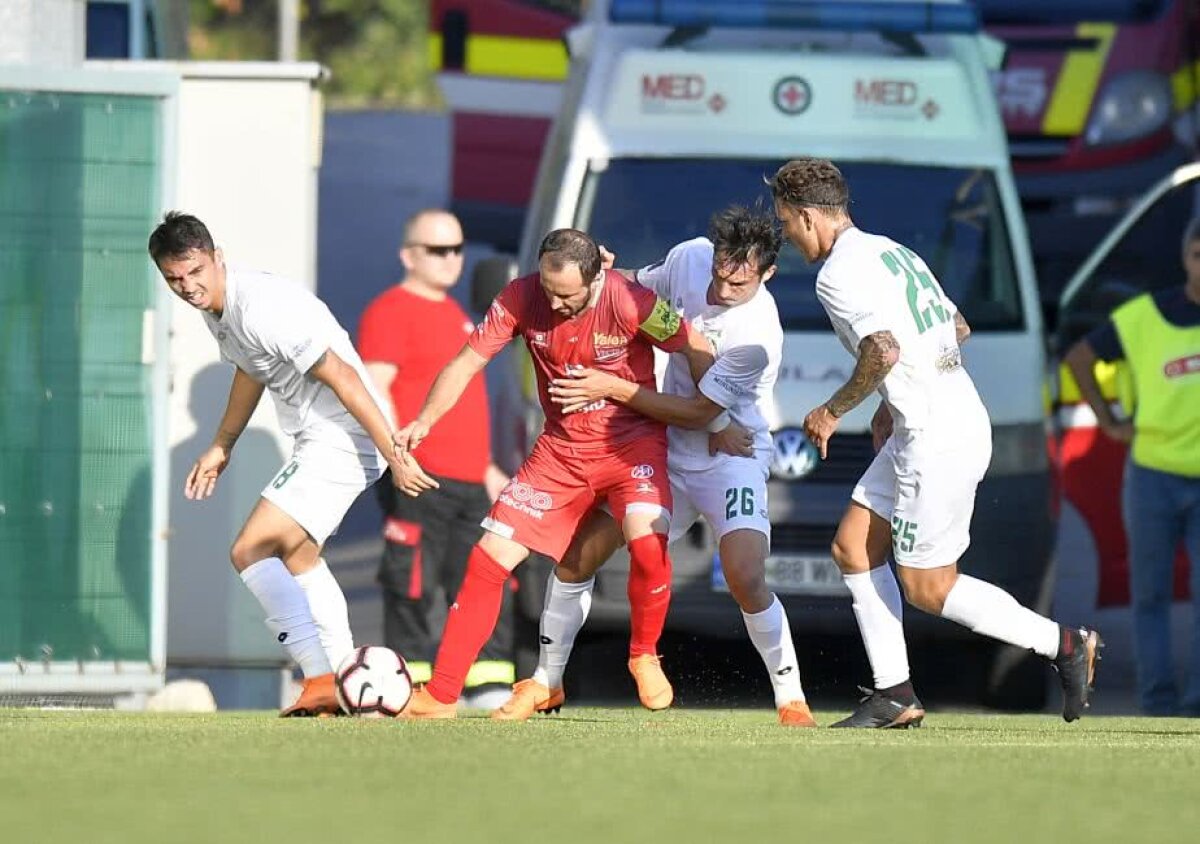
[709,204,782,274]
[768,158,850,215]
[148,211,216,263]
[538,228,601,281]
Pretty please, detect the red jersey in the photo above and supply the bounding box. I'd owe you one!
[468,270,689,449]
[357,285,490,483]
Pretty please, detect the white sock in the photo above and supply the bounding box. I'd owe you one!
[742,595,805,707]
[531,571,594,690]
[240,557,331,677]
[293,558,355,671]
[940,574,1060,659]
[844,566,911,689]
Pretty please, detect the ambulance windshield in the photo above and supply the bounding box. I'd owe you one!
[576,158,1024,332]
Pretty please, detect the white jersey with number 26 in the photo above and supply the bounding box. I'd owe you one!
[636,237,782,472]
[816,228,986,438]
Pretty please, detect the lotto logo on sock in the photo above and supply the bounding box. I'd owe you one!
[277,632,289,643]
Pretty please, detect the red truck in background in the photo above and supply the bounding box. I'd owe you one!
[430,0,1199,315]
[985,0,1199,318]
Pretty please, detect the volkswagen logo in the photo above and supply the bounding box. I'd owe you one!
[770,428,820,480]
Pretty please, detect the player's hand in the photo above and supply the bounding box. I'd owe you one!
[870,401,894,452]
[391,452,439,498]
[803,404,840,460]
[599,245,616,270]
[392,419,431,456]
[549,368,615,413]
[1100,419,1135,444]
[709,421,754,457]
[484,463,510,502]
[185,445,230,500]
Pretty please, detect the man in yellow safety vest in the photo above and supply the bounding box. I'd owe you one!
[1065,218,1200,716]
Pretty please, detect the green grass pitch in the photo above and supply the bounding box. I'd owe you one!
[3,708,1198,844]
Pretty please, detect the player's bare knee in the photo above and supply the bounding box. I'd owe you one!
[229,535,267,572]
[722,556,771,613]
[831,535,867,574]
[897,568,952,614]
[555,554,596,584]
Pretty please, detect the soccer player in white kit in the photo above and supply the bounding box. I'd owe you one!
[492,206,816,726]
[149,212,436,716]
[769,159,1102,727]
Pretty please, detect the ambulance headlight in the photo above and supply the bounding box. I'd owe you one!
[1084,71,1172,147]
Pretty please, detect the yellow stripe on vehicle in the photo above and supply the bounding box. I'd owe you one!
[1042,23,1116,136]
[1171,58,1200,112]
[1056,359,1124,404]
[428,33,569,81]
[428,33,442,72]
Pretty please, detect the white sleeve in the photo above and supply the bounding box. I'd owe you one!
[697,343,770,410]
[252,295,335,375]
[633,252,676,298]
[816,261,892,348]
[634,237,713,300]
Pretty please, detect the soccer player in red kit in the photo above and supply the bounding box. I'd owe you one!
[392,228,715,718]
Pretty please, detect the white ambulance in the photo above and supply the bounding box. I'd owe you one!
[480,0,1054,706]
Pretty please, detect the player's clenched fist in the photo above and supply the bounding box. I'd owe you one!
[185,445,230,500]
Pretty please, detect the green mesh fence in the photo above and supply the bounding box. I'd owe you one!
[0,90,161,663]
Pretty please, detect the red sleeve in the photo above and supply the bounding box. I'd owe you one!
[357,294,406,368]
[467,279,523,360]
[628,280,689,353]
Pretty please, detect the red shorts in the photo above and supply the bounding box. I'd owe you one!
[481,433,671,562]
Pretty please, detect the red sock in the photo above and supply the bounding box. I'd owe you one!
[426,546,511,703]
[627,533,671,658]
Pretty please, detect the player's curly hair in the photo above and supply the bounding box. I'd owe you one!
[708,204,782,274]
[539,228,602,281]
[768,158,850,216]
[148,211,216,262]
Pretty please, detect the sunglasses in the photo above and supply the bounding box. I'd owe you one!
[410,243,464,257]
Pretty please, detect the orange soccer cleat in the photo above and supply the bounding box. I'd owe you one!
[490,679,566,721]
[396,685,458,720]
[777,700,818,727]
[280,673,341,718]
[628,654,674,711]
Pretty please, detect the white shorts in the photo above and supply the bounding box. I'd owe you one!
[261,440,385,545]
[667,457,771,546]
[852,430,991,569]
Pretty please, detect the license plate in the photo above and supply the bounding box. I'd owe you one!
[711,553,847,596]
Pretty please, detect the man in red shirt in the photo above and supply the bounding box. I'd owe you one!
[393,228,715,718]
[357,209,514,706]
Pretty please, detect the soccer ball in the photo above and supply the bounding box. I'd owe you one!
[334,646,413,717]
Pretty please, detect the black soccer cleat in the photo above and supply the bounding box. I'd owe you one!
[830,686,926,729]
[1053,626,1103,723]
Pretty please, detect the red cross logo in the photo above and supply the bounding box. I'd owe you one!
[772,77,812,115]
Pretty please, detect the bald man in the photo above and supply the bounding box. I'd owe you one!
[357,210,513,708]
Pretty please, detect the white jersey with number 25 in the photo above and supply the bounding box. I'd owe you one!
[816,228,986,439]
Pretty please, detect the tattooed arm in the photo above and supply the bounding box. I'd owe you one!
[827,330,900,417]
[803,330,900,459]
[954,311,971,346]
